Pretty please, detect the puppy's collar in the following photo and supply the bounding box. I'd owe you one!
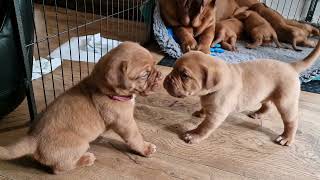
[109,95,133,101]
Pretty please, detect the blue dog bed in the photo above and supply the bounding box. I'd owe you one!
[152,0,320,82]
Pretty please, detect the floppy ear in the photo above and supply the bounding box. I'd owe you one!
[202,65,222,90]
[234,11,250,20]
[105,61,128,87]
[233,6,249,16]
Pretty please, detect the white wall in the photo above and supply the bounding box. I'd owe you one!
[260,0,319,23]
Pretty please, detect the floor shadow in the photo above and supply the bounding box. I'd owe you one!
[236,120,279,141]
[8,156,52,174]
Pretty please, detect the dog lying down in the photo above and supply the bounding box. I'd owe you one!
[164,40,320,145]
[0,42,162,174]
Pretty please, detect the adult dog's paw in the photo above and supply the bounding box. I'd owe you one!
[181,39,198,53]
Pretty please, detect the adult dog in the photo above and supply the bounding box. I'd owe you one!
[0,42,162,174]
[159,0,217,54]
[164,40,320,145]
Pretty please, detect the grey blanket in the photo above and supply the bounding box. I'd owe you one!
[153,1,320,82]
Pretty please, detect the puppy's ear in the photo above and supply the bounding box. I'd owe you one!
[203,66,222,90]
[234,11,250,20]
[233,6,249,16]
[105,61,128,87]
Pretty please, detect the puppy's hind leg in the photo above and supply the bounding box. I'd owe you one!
[274,97,299,146]
[292,39,303,51]
[229,36,238,51]
[246,37,263,49]
[50,140,93,174]
[248,101,272,119]
[272,33,283,48]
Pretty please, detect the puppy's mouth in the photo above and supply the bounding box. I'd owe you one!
[136,70,163,96]
[163,76,188,98]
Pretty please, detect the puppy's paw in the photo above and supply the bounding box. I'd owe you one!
[77,152,96,167]
[192,110,205,118]
[197,45,211,54]
[181,39,197,53]
[274,135,294,146]
[143,142,157,157]
[183,131,202,144]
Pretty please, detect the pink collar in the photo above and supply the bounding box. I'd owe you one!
[109,95,133,101]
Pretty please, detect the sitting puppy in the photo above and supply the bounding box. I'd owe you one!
[164,40,320,145]
[235,9,282,49]
[211,18,244,51]
[159,0,217,54]
[285,19,320,37]
[0,42,162,174]
[249,3,316,51]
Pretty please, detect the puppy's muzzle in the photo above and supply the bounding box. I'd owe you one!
[140,70,163,96]
[163,74,186,98]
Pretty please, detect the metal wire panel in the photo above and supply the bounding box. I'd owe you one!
[20,0,154,115]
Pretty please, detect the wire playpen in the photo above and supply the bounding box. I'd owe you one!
[6,0,320,121]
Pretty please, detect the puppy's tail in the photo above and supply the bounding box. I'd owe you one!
[291,40,320,73]
[0,136,37,160]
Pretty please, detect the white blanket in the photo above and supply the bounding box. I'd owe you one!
[32,33,121,80]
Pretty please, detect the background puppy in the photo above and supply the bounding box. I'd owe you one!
[235,10,282,49]
[163,40,320,145]
[249,3,315,51]
[211,18,244,51]
[285,19,320,37]
[0,42,162,174]
[159,0,217,54]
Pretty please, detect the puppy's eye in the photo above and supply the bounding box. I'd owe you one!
[140,71,150,80]
[180,72,189,80]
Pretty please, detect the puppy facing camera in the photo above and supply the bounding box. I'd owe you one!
[164,41,320,145]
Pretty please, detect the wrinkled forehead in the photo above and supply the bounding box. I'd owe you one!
[174,54,204,74]
[128,50,155,67]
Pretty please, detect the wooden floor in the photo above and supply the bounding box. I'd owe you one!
[1,3,320,180]
[1,61,320,179]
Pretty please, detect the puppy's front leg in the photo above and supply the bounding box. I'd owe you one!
[197,25,215,54]
[183,111,228,144]
[112,118,156,157]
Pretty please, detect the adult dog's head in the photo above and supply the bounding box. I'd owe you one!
[91,42,162,97]
[176,0,216,26]
[163,51,225,98]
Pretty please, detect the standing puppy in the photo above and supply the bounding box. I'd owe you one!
[0,42,162,174]
[235,10,282,49]
[159,0,217,54]
[211,18,244,51]
[163,41,320,145]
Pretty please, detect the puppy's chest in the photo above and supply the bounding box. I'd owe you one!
[95,96,135,123]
